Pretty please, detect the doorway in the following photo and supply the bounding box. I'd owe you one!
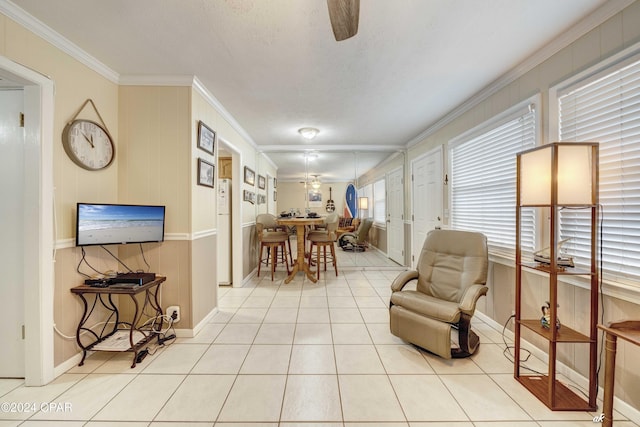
[387,166,404,265]
[0,56,55,385]
[0,88,25,377]
[411,146,443,268]
[216,138,243,288]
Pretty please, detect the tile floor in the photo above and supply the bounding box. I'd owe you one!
[1,260,638,426]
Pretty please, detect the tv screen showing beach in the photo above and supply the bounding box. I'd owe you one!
[76,203,165,246]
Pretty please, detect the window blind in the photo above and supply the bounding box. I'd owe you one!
[450,107,536,255]
[559,56,640,282]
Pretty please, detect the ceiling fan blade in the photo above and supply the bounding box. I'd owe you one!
[327,0,359,41]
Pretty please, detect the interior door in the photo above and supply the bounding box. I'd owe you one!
[387,166,404,265]
[411,146,443,268]
[0,89,25,377]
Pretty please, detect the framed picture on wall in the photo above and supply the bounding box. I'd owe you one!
[197,158,215,188]
[258,175,266,190]
[244,166,255,186]
[273,178,277,188]
[243,189,255,204]
[274,191,277,201]
[197,121,215,155]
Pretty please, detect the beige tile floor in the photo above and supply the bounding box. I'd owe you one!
[1,252,638,426]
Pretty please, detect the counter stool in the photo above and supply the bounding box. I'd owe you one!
[307,213,339,280]
[257,215,291,280]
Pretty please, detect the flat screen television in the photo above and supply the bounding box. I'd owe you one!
[76,203,166,246]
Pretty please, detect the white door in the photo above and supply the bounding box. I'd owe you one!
[411,146,443,268]
[387,166,404,265]
[0,89,25,377]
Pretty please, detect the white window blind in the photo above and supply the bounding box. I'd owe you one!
[450,107,536,255]
[558,56,640,282]
[373,179,386,225]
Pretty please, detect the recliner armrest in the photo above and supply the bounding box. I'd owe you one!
[391,270,419,292]
[458,284,488,315]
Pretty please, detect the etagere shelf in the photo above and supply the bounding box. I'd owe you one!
[514,142,598,411]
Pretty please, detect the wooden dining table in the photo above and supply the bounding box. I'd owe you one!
[277,216,325,283]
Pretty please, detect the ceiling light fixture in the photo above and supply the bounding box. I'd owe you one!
[299,127,319,140]
[311,174,321,189]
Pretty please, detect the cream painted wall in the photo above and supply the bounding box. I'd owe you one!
[276,181,349,217]
[365,1,640,413]
[1,13,120,367]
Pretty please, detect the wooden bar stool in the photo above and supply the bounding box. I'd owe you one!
[256,214,291,280]
[307,213,339,280]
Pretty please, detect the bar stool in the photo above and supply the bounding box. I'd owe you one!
[256,214,291,280]
[307,213,339,280]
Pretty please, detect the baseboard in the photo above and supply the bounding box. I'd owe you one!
[475,311,640,425]
[54,351,84,378]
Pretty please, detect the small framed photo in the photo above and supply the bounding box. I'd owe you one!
[197,121,215,155]
[274,191,277,202]
[258,175,266,190]
[197,158,215,188]
[244,166,255,186]
[273,178,277,188]
[243,189,255,204]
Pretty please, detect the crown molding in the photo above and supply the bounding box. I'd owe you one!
[0,0,120,84]
[191,76,258,149]
[405,0,636,149]
[118,74,195,86]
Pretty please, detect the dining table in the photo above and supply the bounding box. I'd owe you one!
[277,216,325,283]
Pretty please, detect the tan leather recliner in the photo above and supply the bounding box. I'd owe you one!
[389,229,488,359]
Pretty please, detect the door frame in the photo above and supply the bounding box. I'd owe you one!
[217,137,244,288]
[0,55,55,385]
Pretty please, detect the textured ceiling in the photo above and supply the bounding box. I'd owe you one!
[10,0,609,180]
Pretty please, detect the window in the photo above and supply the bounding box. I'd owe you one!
[450,102,537,255]
[373,179,386,225]
[558,54,640,283]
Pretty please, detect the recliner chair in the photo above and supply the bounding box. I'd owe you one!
[338,218,373,251]
[389,229,488,359]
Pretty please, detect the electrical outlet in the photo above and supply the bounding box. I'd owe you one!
[166,305,180,323]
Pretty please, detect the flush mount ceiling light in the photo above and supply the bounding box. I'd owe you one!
[298,127,319,140]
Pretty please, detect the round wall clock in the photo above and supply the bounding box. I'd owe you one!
[62,119,115,170]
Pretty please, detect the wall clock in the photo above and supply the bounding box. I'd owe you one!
[62,119,114,170]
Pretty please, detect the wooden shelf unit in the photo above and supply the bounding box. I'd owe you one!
[514,142,598,411]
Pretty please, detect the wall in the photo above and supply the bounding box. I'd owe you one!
[366,1,640,414]
[1,12,121,365]
[276,181,349,217]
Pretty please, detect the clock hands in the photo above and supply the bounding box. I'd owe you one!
[81,131,95,148]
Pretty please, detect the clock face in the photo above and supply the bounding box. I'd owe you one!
[62,120,114,170]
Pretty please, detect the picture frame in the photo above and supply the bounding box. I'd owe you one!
[258,175,266,190]
[274,191,277,202]
[308,190,322,208]
[273,178,277,189]
[197,158,215,188]
[243,189,255,204]
[197,121,215,155]
[244,166,255,186]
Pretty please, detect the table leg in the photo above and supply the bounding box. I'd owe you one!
[284,224,318,283]
[602,332,617,427]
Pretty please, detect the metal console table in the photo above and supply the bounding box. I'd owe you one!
[70,276,166,368]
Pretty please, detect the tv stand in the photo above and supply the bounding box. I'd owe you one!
[70,276,167,368]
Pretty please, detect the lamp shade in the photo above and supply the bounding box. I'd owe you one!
[358,197,369,210]
[518,142,597,205]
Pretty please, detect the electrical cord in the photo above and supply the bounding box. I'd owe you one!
[76,247,103,278]
[139,243,151,272]
[100,245,134,273]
